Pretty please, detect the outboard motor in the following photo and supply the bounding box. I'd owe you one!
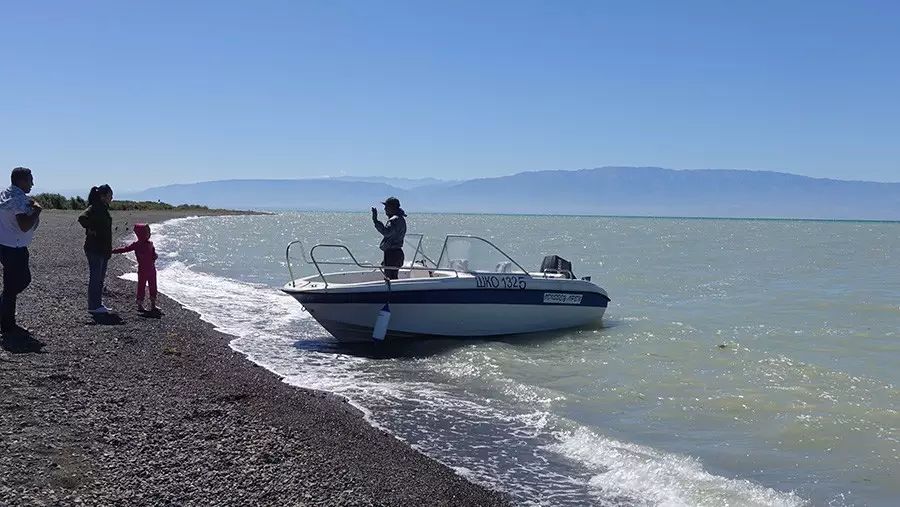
[540,255,575,279]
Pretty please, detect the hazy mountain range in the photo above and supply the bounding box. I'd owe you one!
[325,176,459,189]
[120,167,900,220]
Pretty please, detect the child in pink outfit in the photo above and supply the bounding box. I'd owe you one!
[112,223,159,311]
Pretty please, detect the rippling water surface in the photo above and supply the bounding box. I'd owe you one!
[129,213,899,506]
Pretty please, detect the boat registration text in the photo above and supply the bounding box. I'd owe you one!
[542,293,584,305]
[475,275,527,290]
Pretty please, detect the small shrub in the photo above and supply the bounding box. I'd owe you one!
[33,193,70,209]
[69,196,87,210]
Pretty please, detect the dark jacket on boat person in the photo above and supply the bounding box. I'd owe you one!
[372,197,407,280]
[373,209,407,251]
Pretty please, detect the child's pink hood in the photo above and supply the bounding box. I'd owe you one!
[134,223,151,241]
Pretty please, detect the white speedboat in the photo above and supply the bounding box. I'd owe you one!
[282,234,610,342]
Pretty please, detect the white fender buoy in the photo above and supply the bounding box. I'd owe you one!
[372,303,391,341]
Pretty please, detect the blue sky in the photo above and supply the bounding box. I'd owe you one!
[2,0,898,193]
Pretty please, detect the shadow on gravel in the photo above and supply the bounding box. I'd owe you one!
[89,313,125,326]
[138,308,164,319]
[1,333,45,354]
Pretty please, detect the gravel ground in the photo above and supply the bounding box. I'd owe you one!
[0,210,509,506]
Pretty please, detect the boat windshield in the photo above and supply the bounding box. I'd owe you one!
[435,235,528,274]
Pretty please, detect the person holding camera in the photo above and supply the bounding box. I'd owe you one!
[371,196,407,280]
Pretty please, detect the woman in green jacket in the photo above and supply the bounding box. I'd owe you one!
[78,185,114,314]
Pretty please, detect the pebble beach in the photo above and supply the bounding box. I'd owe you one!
[0,210,508,506]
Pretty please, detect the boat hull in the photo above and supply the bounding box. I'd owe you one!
[285,276,609,342]
[300,301,606,342]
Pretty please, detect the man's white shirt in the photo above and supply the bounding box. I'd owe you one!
[0,185,39,248]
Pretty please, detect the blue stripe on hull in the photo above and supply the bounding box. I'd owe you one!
[289,288,610,307]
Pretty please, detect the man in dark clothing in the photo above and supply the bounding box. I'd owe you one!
[0,167,42,336]
[371,196,407,280]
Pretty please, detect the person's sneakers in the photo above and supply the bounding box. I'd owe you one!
[88,305,113,315]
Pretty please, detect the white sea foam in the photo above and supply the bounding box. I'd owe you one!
[130,260,305,338]
[546,427,807,507]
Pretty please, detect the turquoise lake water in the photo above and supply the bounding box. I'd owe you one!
[133,213,899,506]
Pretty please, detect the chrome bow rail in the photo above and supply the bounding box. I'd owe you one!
[286,234,437,288]
[285,233,532,288]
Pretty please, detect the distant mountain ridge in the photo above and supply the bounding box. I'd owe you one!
[325,176,457,189]
[120,167,900,220]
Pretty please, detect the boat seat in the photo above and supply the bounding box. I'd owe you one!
[408,267,431,279]
[449,259,470,272]
[495,261,513,273]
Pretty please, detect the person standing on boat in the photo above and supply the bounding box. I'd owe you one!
[371,196,407,280]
